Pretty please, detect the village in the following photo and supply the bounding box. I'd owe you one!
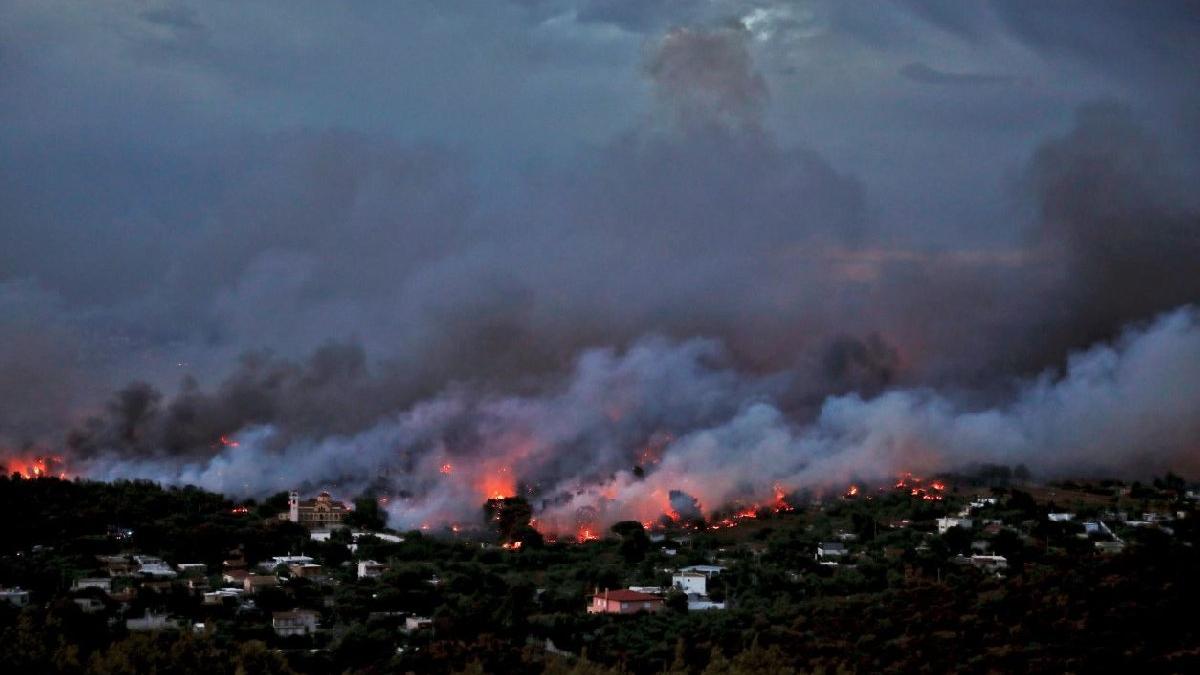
[0,470,1197,673]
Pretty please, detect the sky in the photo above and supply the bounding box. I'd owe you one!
[1,1,1198,523]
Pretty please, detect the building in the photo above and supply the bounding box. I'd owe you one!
[222,569,249,585]
[176,563,207,575]
[73,597,105,613]
[588,589,665,615]
[0,588,30,607]
[816,542,848,560]
[1047,513,1075,522]
[280,491,349,528]
[97,555,134,576]
[678,564,725,575]
[672,572,708,596]
[203,589,244,605]
[126,612,178,632]
[272,609,320,637]
[937,517,974,535]
[262,555,315,571]
[289,563,324,579]
[134,556,177,579]
[404,616,433,632]
[357,560,387,579]
[969,555,1008,573]
[72,577,112,593]
[244,574,279,594]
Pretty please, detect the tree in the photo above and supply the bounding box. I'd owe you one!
[483,497,533,544]
[345,495,387,531]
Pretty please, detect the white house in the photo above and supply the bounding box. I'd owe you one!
[262,555,314,570]
[175,563,207,575]
[678,564,725,575]
[816,542,847,560]
[1047,513,1075,522]
[969,555,1008,573]
[272,609,320,637]
[74,597,105,614]
[0,588,30,607]
[937,517,973,534]
[203,589,244,605]
[687,599,726,611]
[72,577,112,593]
[672,572,707,596]
[404,616,434,631]
[126,612,179,631]
[357,560,387,579]
[134,556,178,579]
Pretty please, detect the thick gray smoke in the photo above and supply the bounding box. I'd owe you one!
[81,306,1200,530]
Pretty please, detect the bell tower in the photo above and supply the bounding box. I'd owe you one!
[288,490,300,522]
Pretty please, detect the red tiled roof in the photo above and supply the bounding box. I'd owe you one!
[596,589,663,602]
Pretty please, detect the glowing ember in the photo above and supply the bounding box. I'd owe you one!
[576,527,599,543]
[844,484,860,498]
[501,541,523,550]
[218,435,240,448]
[440,463,453,475]
[230,506,250,515]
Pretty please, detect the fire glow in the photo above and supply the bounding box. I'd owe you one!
[5,455,67,480]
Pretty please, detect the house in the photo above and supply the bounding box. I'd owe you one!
[279,491,349,529]
[73,597,105,614]
[72,577,112,593]
[587,589,665,614]
[404,616,433,632]
[312,530,404,546]
[672,572,707,596]
[1095,541,1125,555]
[357,560,387,579]
[203,589,244,605]
[815,542,847,560]
[678,564,725,575]
[1047,513,1075,522]
[243,574,279,594]
[937,517,973,534]
[97,555,134,576]
[175,563,207,575]
[222,569,249,585]
[289,563,325,579]
[262,555,315,571]
[0,588,30,607]
[628,586,666,595]
[687,599,726,611]
[272,609,320,637]
[969,555,1008,573]
[134,556,178,579]
[126,612,179,631]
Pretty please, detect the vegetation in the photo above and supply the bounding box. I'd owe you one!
[1,473,1197,673]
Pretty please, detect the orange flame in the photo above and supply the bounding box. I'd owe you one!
[5,455,67,480]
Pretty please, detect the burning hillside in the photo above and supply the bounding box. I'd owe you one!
[3,454,67,480]
[22,305,1200,535]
